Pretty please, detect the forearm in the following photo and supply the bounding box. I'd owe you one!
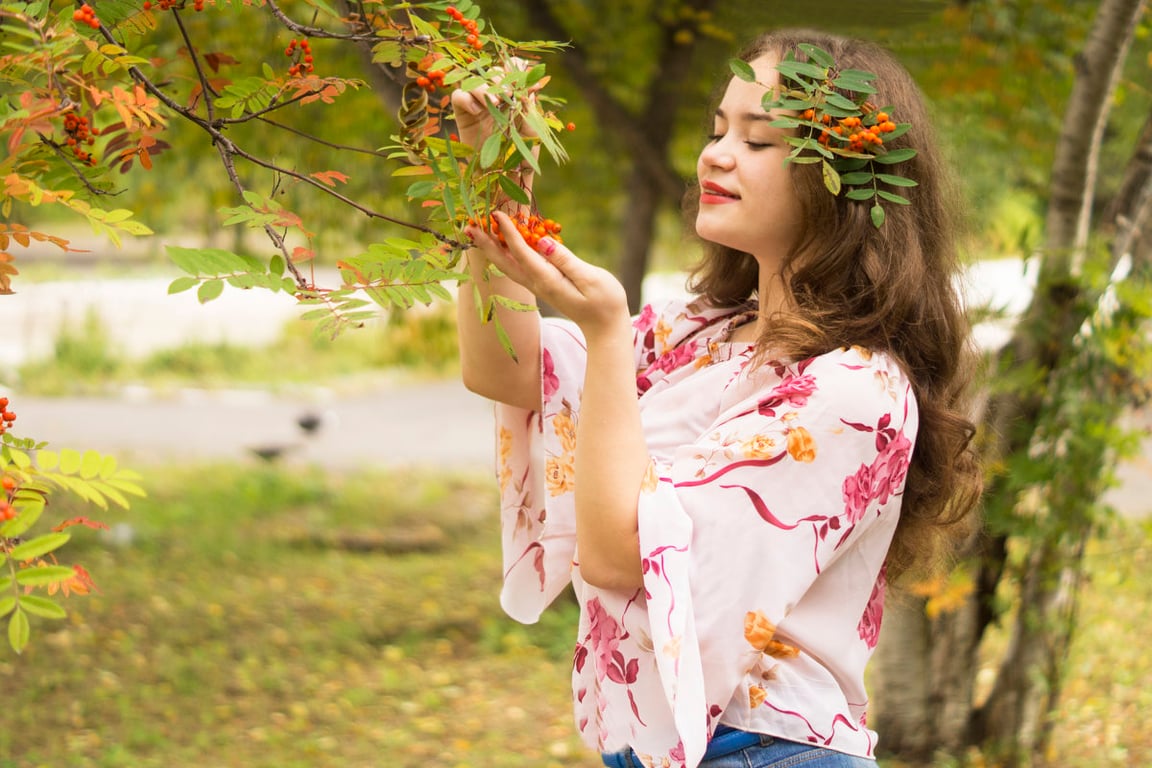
[574,321,649,591]
[456,250,542,410]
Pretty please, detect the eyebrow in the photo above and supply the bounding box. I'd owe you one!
[713,108,776,123]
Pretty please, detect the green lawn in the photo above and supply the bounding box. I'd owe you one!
[3,463,1149,767]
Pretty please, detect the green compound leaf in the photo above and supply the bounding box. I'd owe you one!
[845,188,876,201]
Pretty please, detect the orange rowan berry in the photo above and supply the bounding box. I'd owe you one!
[876,111,889,123]
[565,122,576,132]
[802,109,815,120]
[2,476,16,492]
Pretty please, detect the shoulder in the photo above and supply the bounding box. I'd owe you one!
[749,346,916,425]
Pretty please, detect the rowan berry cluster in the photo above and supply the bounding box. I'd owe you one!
[445,5,484,50]
[414,68,447,93]
[0,474,15,522]
[0,397,15,436]
[62,113,99,166]
[468,212,562,251]
[808,109,898,153]
[285,38,314,77]
[72,3,99,29]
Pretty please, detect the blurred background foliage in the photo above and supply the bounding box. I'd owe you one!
[34,0,1146,279]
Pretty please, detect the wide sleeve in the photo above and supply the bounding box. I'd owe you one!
[493,298,718,625]
[493,315,588,624]
[635,348,916,766]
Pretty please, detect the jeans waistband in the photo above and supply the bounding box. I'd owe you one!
[600,725,764,766]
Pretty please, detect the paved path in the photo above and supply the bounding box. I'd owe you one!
[3,261,1150,515]
[13,380,497,473]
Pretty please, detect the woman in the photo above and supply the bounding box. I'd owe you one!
[453,28,982,768]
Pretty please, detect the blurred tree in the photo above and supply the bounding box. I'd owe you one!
[871,1,1152,765]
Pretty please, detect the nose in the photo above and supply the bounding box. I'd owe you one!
[698,139,735,171]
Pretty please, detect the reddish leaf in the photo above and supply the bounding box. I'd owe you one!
[311,170,350,187]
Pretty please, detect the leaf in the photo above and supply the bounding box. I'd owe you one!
[0,595,15,621]
[873,148,917,165]
[168,276,199,295]
[871,204,886,228]
[845,188,876,201]
[824,92,859,111]
[839,171,873,186]
[311,170,350,187]
[14,565,75,587]
[728,58,756,82]
[59,449,81,475]
[821,160,841,195]
[797,43,834,68]
[391,165,434,177]
[876,173,918,188]
[775,59,828,83]
[877,190,911,205]
[10,532,71,562]
[479,133,503,169]
[36,450,58,471]
[18,595,66,620]
[80,449,102,479]
[498,175,530,205]
[8,608,28,654]
[198,279,224,303]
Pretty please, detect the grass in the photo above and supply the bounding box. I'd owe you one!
[13,307,461,396]
[3,463,1150,768]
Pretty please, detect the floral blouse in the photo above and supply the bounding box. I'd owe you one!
[493,297,916,768]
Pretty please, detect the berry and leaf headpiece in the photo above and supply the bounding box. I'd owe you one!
[730,43,917,228]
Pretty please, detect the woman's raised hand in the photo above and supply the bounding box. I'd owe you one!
[465,212,630,338]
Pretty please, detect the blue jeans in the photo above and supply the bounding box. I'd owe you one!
[600,729,877,767]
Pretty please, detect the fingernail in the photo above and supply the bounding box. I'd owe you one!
[537,237,557,257]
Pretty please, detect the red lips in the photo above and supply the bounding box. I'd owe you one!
[700,180,739,202]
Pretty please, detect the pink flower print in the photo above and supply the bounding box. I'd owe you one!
[842,463,873,525]
[757,372,817,417]
[857,570,887,649]
[633,304,657,333]
[652,340,698,375]
[586,597,622,681]
[542,348,560,405]
[869,431,912,505]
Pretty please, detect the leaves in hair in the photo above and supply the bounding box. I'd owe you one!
[728,46,918,228]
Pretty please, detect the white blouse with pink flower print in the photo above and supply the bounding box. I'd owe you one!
[492,298,916,768]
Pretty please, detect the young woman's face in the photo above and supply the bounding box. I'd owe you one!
[695,53,804,269]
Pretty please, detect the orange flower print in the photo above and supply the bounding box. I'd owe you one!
[545,454,575,496]
[744,610,799,658]
[640,461,660,493]
[498,427,513,491]
[654,318,672,353]
[741,434,777,459]
[786,426,817,463]
[552,409,577,454]
[748,684,767,709]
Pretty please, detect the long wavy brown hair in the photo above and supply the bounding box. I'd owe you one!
[686,29,983,580]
